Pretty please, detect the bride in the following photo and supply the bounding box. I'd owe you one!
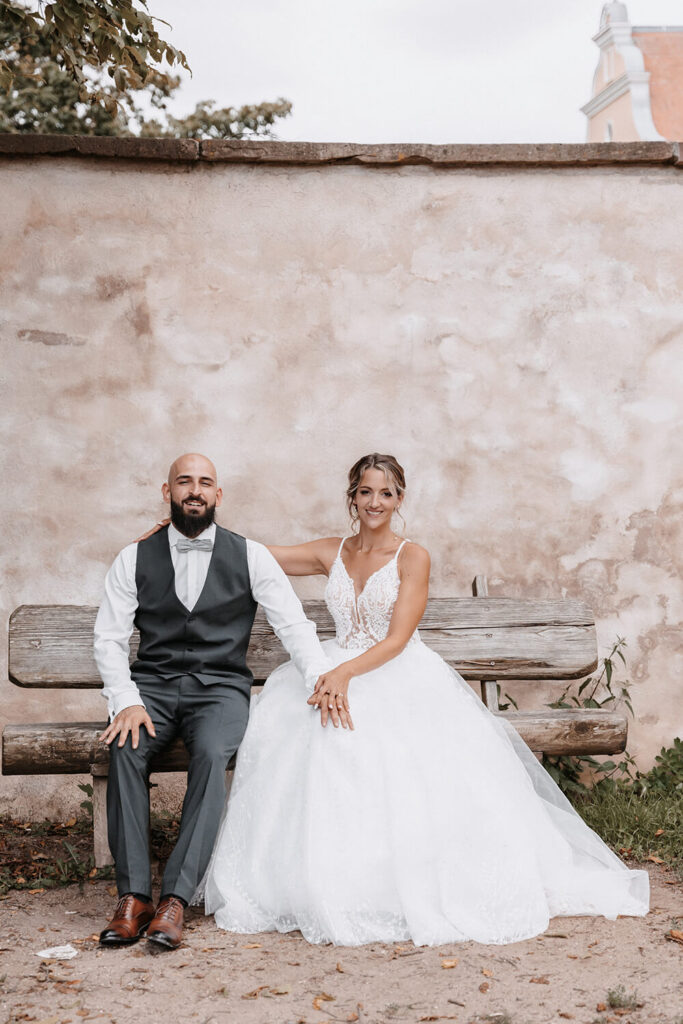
[198,452,649,946]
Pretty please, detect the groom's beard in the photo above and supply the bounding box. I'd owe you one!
[170,498,216,539]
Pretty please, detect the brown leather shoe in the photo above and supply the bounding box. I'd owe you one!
[99,893,155,946]
[146,895,185,950]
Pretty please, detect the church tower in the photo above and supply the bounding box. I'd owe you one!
[582,2,683,141]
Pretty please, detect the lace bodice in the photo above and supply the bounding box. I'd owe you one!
[324,537,420,650]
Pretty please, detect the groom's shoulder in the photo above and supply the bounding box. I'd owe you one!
[216,525,254,558]
[216,525,247,544]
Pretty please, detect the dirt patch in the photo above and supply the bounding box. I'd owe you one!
[0,866,681,1024]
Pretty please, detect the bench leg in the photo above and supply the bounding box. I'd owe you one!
[91,772,114,868]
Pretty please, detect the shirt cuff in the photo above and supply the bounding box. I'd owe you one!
[108,692,147,722]
[303,663,330,694]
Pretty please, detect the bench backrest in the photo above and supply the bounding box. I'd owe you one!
[8,598,598,688]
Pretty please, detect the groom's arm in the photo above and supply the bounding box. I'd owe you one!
[246,540,329,691]
[93,544,147,721]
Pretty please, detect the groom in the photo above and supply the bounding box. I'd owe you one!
[94,453,329,950]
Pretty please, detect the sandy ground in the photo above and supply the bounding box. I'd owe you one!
[0,866,681,1024]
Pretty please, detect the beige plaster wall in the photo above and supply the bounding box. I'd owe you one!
[1,151,681,817]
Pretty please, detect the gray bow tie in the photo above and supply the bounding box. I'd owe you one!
[176,537,213,553]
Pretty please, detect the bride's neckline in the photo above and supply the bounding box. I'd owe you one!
[337,537,408,603]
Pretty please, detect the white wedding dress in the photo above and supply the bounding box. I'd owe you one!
[201,539,649,946]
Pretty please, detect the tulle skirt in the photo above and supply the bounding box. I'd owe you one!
[200,639,649,946]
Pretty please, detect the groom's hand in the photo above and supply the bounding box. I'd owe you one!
[100,706,157,750]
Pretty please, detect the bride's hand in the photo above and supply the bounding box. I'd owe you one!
[134,518,170,543]
[308,668,354,730]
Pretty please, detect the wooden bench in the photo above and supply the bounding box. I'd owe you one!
[2,577,628,868]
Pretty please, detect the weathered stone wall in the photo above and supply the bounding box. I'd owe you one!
[1,138,681,817]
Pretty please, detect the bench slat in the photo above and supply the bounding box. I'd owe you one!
[1,708,627,775]
[9,601,598,687]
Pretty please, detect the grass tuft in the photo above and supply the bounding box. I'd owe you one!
[606,984,641,1009]
[575,785,683,876]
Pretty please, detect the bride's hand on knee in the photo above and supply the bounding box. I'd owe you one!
[308,670,354,730]
[134,518,170,543]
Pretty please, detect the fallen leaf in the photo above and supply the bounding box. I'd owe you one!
[241,985,269,1000]
[588,941,599,948]
[666,929,683,945]
[530,977,550,985]
[441,958,458,969]
[558,1014,574,1019]
[479,981,489,993]
[313,992,336,1010]
[481,968,493,977]
[567,954,578,959]
[107,886,118,897]
[347,1015,359,1022]
[646,855,665,864]
[28,889,45,895]
[242,942,262,949]
[64,818,77,827]
[596,1003,607,1012]
[336,961,344,973]
[654,829,664,836]
[269,984,291,995]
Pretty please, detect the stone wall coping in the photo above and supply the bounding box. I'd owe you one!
[0,134,681,167]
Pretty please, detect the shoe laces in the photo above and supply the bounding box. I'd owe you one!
[115,894,138,916]
[155,898,183,923]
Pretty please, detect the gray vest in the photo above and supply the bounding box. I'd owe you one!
[130,525,257,694]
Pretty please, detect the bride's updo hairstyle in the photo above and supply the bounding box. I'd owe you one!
[346,453,406,525]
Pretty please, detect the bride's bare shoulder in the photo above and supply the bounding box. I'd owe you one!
[314,536,346,567]
[399,541,431,576]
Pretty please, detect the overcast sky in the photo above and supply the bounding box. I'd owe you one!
[152,1,683,144]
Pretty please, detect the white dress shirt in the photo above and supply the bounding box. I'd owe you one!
[94,523,329,719]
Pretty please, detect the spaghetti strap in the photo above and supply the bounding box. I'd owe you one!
[336,536,349,559]
[395,538,410,560]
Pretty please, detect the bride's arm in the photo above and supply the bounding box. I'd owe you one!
[310,543,430,723]
[267,537,341,577]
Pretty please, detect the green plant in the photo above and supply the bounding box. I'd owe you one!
[635,737,683,796]
[78,781,93,819]
[542,638,637,797]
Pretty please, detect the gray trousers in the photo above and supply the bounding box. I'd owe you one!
[107,674,250,905]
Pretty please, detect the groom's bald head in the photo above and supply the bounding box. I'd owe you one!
[162,453,222,538]
[167,453,218,487]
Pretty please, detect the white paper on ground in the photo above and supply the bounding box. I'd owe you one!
[35,943,79,960]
